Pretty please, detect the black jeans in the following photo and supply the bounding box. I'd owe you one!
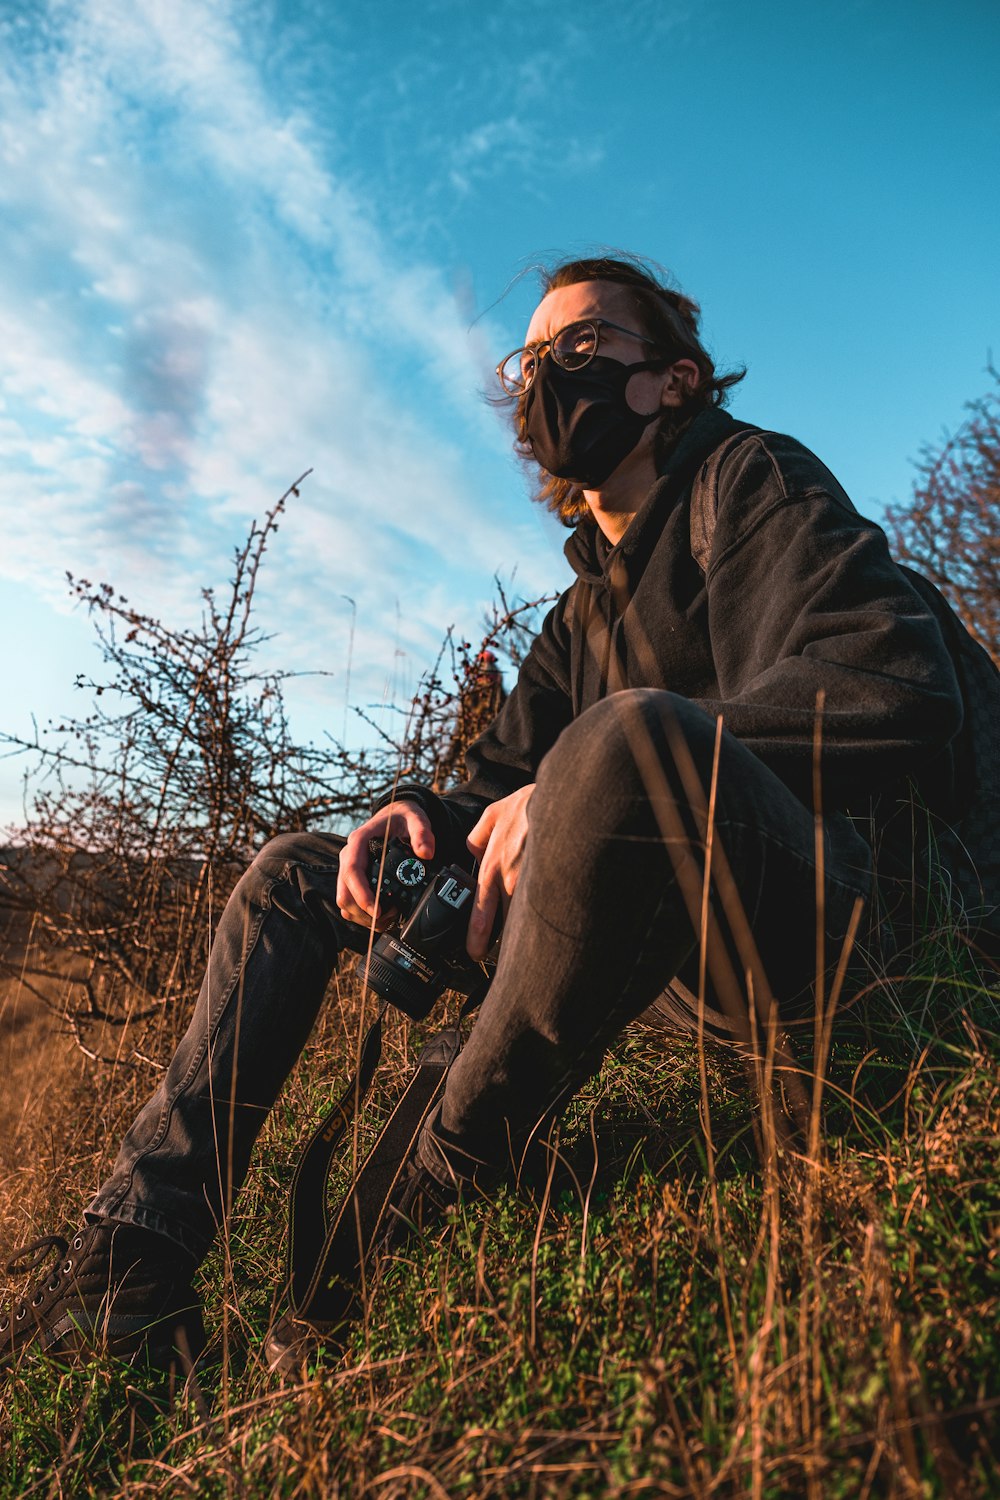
[88,691,876,1261]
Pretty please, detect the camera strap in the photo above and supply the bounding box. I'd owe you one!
[285,981,488,1329]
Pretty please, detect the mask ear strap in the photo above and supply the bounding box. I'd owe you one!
[625,350,683,374]
[618,355,684,425]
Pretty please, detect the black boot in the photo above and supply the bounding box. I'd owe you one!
[0,1221,205,1375]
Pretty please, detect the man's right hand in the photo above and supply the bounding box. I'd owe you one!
[337,801,436,929]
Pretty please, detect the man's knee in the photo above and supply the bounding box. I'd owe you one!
[252,829,345,876]
[231,830,346,919]
[220,829,351,958]
[533,689,717,824]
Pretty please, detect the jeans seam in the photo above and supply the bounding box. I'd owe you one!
[524,882,683,1122]
[519,819,868,1122]
[105,859,293,1211]
[716,818,872,902]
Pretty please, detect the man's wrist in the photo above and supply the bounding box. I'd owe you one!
[371,782,435,817]
[370,782,499,872]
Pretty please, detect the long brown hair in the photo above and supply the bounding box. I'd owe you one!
[506,254,746,526]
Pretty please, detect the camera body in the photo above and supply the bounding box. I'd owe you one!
[354,837,479,1019]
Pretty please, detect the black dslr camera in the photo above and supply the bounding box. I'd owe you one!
[354,837,483,1019]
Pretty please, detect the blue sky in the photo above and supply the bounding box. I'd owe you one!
[1,0,998,828]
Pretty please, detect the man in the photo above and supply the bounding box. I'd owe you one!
[3,255,994,1377]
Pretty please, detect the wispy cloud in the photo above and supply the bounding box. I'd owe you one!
[446,113,605,198]
[0,0,564,755]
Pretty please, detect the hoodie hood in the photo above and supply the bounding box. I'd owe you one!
[447,402,965,830]
[563,407,751,589]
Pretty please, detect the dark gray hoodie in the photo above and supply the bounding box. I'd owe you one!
[391,408,971,870]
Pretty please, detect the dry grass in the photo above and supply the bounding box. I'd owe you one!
[1,904,997,1498]
[4,473,996,1494]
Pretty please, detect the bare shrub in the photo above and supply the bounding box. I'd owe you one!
[369,578,544,794]
[1,477,349,1042]
[885,368,1000,664]
[0,475,553,1061]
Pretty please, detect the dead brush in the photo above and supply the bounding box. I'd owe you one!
[0,478,551,1071]
[1,913,997,1496]
[1,491,998,1495]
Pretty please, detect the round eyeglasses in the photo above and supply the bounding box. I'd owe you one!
[496,318,662,397]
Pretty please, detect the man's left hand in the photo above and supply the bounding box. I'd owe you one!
[465,784,535,961]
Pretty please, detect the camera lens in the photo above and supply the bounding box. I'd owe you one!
[357,939,446,1020]
[355,863,477,1020]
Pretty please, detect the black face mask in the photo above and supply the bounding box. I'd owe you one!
[522,353,670,488]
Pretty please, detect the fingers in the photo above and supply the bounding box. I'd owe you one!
[401,805,435,861]
[466,802,499,861]
[466,805,500,956]
[466,863,501,961]
[338,858,384,928]
[465,787,534,957]
[336,848,381,928]
[337,803,434,927]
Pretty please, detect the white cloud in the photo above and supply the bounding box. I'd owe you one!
[0,0,566,760]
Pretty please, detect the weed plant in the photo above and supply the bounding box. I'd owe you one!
[1,493,997,1496]
[1,930,997,1498]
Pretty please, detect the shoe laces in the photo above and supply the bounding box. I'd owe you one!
[6,1235,70,1278]
[2,1233,78,1331]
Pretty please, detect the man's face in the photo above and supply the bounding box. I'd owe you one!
[524,279,695,423]
[521,279,698,494]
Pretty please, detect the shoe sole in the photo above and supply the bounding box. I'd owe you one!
[2,1306,206,1374]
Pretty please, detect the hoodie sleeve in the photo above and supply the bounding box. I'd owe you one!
[695,432,964,807]
[373,591,576,859]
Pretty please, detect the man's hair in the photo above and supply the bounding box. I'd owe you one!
[508,253,746,526]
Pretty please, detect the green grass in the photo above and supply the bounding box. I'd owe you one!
[2,950,998,1498]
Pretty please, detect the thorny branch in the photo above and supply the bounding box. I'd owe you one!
[886,367,1000,665]
[1,478,553,1069]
